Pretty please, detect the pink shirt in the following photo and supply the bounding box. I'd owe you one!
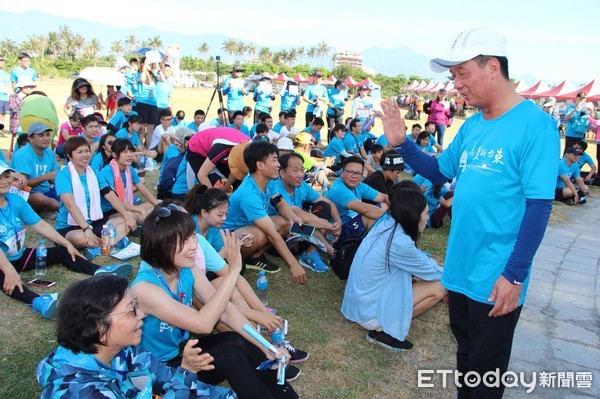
[57,121,83,146]
[188,127,249,162]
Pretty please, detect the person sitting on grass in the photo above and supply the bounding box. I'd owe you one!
[301,117,326,151]
[181,189,310,363]
[56,136,138,260]
[268,153,341,263]
[416,130,438,156]
[171,109,187,128]
[322,123,352,169]
[555,147,589,205]
[130,204,300,397]
[341,186,446,351]
[150,108,177,158]
[229,110,251,137]
[0,165,132,320]
[223,141,310,284]
[108,96,138,131]
[115,114,157,163]
[10,122,59,214]
[55,112,83,159]
[365,143,384,172]
[363,152,405,201]
[278,112,299,140]
[424,182,454,228]
[98,138,159,226]
[326,156,389,242]
[187,109,206,132]
[90,133,116,172]
[37,274,235,398]
[343,119,375,174]
[573,140,597,183]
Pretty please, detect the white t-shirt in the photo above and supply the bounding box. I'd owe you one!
[150,125,176,149]
[279,126,299,138]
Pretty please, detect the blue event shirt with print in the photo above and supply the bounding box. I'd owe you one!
[11,144,58,194]
[223,175,271,231]
[436,100,558,305]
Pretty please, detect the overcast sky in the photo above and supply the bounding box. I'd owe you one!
[2,0,599,82]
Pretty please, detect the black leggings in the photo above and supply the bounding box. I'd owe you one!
[168,331,297,399]
[1,246,100,304]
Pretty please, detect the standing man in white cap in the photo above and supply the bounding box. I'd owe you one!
[381,28,558,398]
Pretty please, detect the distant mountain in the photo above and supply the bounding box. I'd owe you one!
[360,46,436,79]
[0,11,504,82]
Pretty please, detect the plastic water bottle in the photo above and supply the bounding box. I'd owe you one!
[256,270,269,307]
[138,154,147,171]
[101,224,111,255]
[271,328,286,348]
[107,222,117,254]
[35,240,47,277]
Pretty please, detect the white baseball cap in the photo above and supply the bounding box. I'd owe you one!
[430,27,507,73]
[276,137,294,150]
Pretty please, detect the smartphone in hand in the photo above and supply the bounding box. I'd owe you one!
[289,223,315,237]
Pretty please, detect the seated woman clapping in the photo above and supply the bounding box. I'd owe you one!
[130,204,299,399]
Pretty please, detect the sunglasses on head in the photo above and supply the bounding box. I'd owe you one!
[154,203,183,227]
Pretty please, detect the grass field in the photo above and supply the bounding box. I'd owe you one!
[0,78,586,398]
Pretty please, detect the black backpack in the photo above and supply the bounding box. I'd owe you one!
[156,152,186,199]
[331,229,369,280]
[423,100,432,115]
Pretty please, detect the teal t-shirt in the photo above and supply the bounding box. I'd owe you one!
[326,178,379,224]
[436,100,559,305]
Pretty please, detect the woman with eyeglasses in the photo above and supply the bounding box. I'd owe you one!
[341,186,446,351]
[131,204,299,399]
[37,274,236,398]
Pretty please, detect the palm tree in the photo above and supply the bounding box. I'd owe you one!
[0,38,18,57]
[87,39,102,65]
[246,41,256,60]
[308,46,318,59]
[111,40,124,57]
[126,34,137,52]
[197,42,209,58]
[234,40,245,62]
[288,48,298,67]
[258,47,271,64]
[221,37,237,63]
[47,32,61,59]
[317,41,331,67]
[297,46,305,63]
[148,36,162,50]
[58,25,74,60]
[273,50,286,66]
[73,34,86,59]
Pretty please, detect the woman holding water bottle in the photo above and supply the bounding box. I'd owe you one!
[0,164,131,319]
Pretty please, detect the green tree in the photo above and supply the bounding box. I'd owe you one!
[197,42,209,58]
[317,41,331,67]
[308,46,318,59]
[58,25,74,61]
[111,40,124,57]
[126,35,137,52]
[221,37,237,63]
[148,36,162,50]
[0,38,19,57]
[258,47,271,64]
[73,34,86,59]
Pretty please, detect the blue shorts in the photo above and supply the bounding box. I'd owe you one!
[42,186,59,201]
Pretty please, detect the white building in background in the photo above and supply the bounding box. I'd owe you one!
[333,50,363,68]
